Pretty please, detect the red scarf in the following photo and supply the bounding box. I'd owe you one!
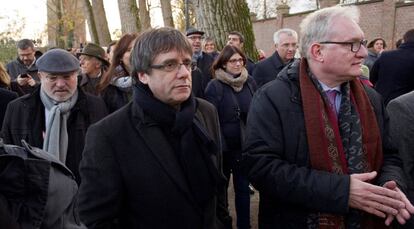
[299,58,386,228]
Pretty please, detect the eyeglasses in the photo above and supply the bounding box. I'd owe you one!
[227,58,244,65]
[150,60,196,72]
[188,35,204,41]
[44,74,76,82]
[319,39,368,53]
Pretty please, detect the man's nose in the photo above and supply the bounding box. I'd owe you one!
[55,78,67,87]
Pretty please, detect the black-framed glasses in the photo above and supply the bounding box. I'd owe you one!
[319,39,368,53]
[150,60,196,72]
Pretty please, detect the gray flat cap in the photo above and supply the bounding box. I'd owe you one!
[185,27,205,36]
[36,48,80,74]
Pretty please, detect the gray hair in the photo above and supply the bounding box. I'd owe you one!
[130,27,192,75]
[17,39,35,50]
[299,5,360,59]
[273,28,298,45]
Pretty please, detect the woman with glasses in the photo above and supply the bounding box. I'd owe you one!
[205,45,257,229]
[97,33,138,113]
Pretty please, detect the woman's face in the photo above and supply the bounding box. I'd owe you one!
[373,40,384,53]
[224,53,244,76]
[121,41,134,72]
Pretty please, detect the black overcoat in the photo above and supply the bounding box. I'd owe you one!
[1,86,108,183]
[78,97,230,229]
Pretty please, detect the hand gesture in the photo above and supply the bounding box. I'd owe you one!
[383,181,414,226]
[349,171,405,218]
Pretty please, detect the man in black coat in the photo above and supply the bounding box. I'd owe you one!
[1,49,108,183]
[186,27,215,91]
[370,29,414,105]
[78,27,231,229]
[252,28,298,88]
[242,6,414,228]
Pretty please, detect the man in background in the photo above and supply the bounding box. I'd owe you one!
[6,39,39,96]
[253,28,298,88]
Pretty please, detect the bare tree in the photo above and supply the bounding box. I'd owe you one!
[81,0,99,44]
[91,0,111,45]
[138,0,151,30]
[160,0,174,27]
[47,0,86,48]
[194,0,257,60]
[117,0,141,33]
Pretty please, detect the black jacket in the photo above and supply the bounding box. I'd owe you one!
[78,98,230,229]
[1,86,108,183]
[370,42,414,105]
[242,60,406,228]
[0,88,17,130]
[101,84,132,114]
[205,76,257,151]
[252,52,288,88]
[0,140,86,229]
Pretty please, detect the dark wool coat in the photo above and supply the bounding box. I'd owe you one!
[6,58,38,81]
[370,42,414,105]
[242,60,406,229]
[0,88,17,130]
[78,98,230,229]
[1,87,108,183]
[252,51,289,88]
[101,84,131,114]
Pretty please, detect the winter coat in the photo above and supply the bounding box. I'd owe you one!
[0,139,86,229]
[370,42,414,105]
[1,86,108,183]
[78,98,230,229]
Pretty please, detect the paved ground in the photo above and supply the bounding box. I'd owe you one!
[228,177,259,229]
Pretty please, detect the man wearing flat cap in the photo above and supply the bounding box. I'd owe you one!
[186,27,215,93]
[78,42,109,95]
[1,48,108,183]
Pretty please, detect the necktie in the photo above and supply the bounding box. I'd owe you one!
[326,90,338,117]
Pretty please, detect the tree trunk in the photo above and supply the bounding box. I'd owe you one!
[160,0,174,27]
[82,0,99,44]
[194,0,257,60]
[91,0,112,45]
[117,0,141,33]
[138,0,151,30]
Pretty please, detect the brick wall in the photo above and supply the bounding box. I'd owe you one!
[253,0,414,55]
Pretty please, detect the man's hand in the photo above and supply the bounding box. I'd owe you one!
[17,74,35,86]
[383,181,414,226]
[349,171,405,218]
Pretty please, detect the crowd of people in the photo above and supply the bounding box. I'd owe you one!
[1,4,414,229]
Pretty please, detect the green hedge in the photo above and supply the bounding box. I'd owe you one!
[0,43,16,64]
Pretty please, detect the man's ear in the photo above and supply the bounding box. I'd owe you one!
[137,72,148,84]
[310,43,324,62]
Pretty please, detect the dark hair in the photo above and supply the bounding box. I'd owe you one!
[130,27,192,75]
[211,45,247,78]
[16,39,35,50]
[403,29,414,43]
[98,33,138,92]
[395,38,403,48]
[228,31,244,43]
[367,38,387,49]
[107,40,118,54]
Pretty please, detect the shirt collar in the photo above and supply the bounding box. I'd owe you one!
[318,80,341,93]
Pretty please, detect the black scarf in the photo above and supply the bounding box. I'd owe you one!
[133,83,221,210]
